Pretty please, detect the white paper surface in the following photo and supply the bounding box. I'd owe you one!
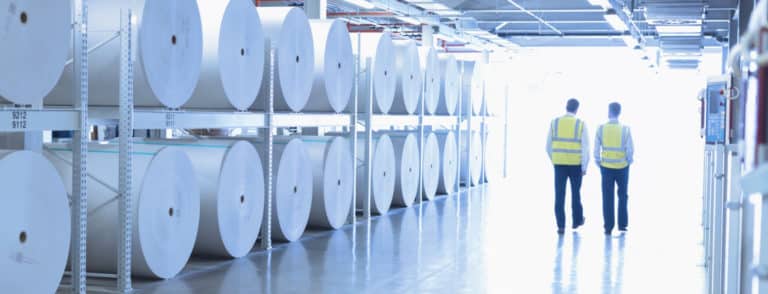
[304,136,353,229]
[304,20,354,113]
[422,132,440,200]
[390,40,422,115]
[46,0,204,108]
[46,144,200,279]
[258,138,313,242]
[186,0,265,110]
[0,151,70,293]
[355,134,395,215]
[255,7,314,112]
[0,0,71,105]
[418,47,440,114]
[137,139,264,258]
[461,131,483,186]
[437,55,459,115]
[350,32,396,114]
[436,131,457,195]
[460,60,485,115]
[388,132,420,207]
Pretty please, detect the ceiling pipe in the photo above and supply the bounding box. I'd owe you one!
[464,9,606,14]
[328,11,395,17]
[503,0,564,36]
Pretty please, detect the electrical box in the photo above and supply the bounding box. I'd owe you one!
[705,77,728,145]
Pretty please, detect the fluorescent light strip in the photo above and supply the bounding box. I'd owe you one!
[622,35,637,48]
[655,25,702,35]
[396,16,421,25]
[604,13,628,31]
[344,0,375,9]
[587,0,611,8]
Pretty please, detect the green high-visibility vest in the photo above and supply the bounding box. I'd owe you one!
[550,116,583,166]
[599,123,628,169]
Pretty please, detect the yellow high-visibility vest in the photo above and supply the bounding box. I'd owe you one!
[550,116,583,166]
[600,123,628,169]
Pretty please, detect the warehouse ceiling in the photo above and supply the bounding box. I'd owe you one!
[320,0,740,68]
[455,0,735,43]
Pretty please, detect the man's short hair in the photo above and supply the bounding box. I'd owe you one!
[609,102,622,117]
[566,98,580,113]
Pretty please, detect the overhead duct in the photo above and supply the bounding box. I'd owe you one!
[642,0,705,66]
[659,36,703,54]
[643,1,705,23]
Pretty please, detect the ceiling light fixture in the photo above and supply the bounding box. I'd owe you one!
[622,35,641,49]
[655,25,702,36]
[587,0,611,8]
[343,0,375,9]
[396,15,421,25]
[604,9,628,32]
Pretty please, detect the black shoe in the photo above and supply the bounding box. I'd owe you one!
[573,217,585,229]
[557,228,565,234]
[619,227,627,233]
[604,230,612,235]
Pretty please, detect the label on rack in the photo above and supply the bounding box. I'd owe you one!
[11,110,28,129]
[165,112,176,129]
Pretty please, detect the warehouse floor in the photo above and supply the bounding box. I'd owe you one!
[69,178,704,293]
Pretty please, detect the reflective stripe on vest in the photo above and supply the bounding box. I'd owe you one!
[551,116,583,165]
[600,123,628,169]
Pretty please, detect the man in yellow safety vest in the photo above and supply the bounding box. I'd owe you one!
[594,102,634,235]
[547,98,590,234]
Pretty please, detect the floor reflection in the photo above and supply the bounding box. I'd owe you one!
[111,181,703,294]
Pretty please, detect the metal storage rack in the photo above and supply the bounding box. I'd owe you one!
[31,0,91,293]
[83,10,357,293]
[69,13,493,293]
[0,0,93,293]
[457,61,490,191]
[356,48,464,218]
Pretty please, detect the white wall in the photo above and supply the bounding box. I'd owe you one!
[485,46,722,224]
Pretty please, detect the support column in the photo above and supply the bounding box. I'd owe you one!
[305,0,327,20]
[422,25,434,48]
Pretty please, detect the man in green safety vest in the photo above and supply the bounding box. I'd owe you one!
[547,98,590,235]
[594,102,634,235]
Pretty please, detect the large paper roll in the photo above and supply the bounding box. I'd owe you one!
[460,60,485,116]
[136,139,264,258]
[255,137,313,242]
[419,47,440,115]
[45,144,200,278]
[437,55,459,115]
[390,40,422,115]
[460,131,483,186]
[483,131,504,183]
[46,0,204,108]
[350,32,396,114]
[355,134,396,215]
[422,132,441,200]
[303,20,353,113]
[303,136,354,229]
[185,0,265,110]
[386,132,420,207]
[0,151,70,293]
[436,131,457,195]
[0,0,71,105]
[254,7,314,112]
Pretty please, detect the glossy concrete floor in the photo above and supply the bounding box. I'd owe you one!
[71,179,705,294]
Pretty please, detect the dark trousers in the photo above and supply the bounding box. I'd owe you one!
[600,167,629,232]
[554,165,584,229]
